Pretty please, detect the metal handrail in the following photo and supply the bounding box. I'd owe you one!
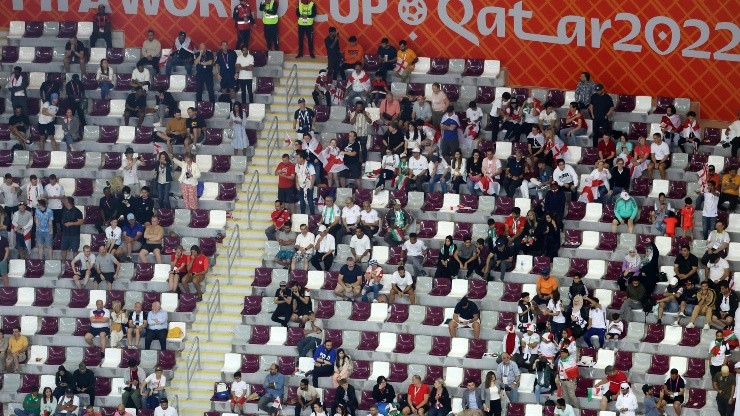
[184,336,201,400]
[265,115,280,169]
[285,63,299,121]
[226,223,242,285]
[172,394,179,410]
[205,279,221,342]
[244,169,261,228]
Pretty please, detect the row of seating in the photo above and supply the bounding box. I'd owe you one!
[25,346,177,373]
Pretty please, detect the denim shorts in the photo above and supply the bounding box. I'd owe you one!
[36,230,52,246]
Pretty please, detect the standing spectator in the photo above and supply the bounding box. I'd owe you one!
[153,398,177,416]
[141,30,162,75]
[96,59,115,99]
[588,84,614,146]
[145,301,168,350]
[90,4,112,47]
[38,93,60,151]
[324,27,341,80]
[293,99,316,140]
[63,36,88,74]
[439,107,460,157]
[275,154,297,212]
[574,72,595,109]
[56,388,80,416]
[495,353,520,403]
[389,266,415,305]
[429,83,449,127]
[233,0,255,50]
[72,362,95,405]
[402,375,430,416]
[259,0,280,51]
[701,180,720,240]
[214,42,238,101]
[310,225,335,271]
[84,299,109,354]
[193,44,215,103]
[12,201,33,259]
[647,133,671,180]
[295,379,319,416]
[658,369,685,416]
[544,291,567,340]
[35,199,54,260]
[595,365,628,411]
[312,70,331,106]
[611,191,637,234]
[165,32,194,76]
[155,152,174,209]
[583,296,608,349]
[306,340,336,387]
[376,38,397,80]
[6,67,29,116]
[296,0,317,58]
[448,297,481,339]
[122,359,146,409]
[713,365,735,416]
[4,326,29,373]
[708,331,730,379]
[235,46,255,104]
[182,245,208,301]
[127,302,148,350]
[60,197,84,263]
[349,102,372,163]
[615,384,637,416]
[173,154,201,210]
[122,147,142,196]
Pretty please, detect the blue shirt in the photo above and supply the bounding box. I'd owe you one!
[263,372,285,398]
[441,116,459,140]
[35,208,54,233]
[122,222,144,241]
[147,309,168,330]
[313,345,337,365]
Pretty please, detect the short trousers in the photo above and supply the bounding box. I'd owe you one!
[142,243,162,253]
[293,251,313,261]
[37,122,55,136]
[0,260,8,275]
[276,250,295,261]
[664,394,684,404]
[36,230,52,246]
[61,234,80,251]
[95,272,115,283]
[89,327,110,337]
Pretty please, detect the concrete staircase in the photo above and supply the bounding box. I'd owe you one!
[166,56,323,416]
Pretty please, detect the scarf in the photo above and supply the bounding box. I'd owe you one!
[394,209,406,228]
[625,254,641,269]
[323,205,336,224]
[504,332,517,355]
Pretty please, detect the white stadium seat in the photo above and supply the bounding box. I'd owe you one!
[482,60,500,78]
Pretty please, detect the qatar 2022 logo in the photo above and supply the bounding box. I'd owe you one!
[398,0,428,26]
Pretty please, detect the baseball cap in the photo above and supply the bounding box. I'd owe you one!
[298,98,306,103]
[594,83,604,92]
[50,93,59,100]
[411,147,420,152]
[127,213,135,220]
[318,224,327,232]
[125,147,134,154]
[621,191,630,201]
[178,31,186,37]
[369,259,378,266]
[65,387,74,393]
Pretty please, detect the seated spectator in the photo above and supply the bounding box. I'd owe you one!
[154,397,177,416]
[335,257,363,300]
[389,266,415,305]
[579,160,611,203]
[684,280,716,329]
[63,36,88,74]
[453,237,480,279]
[408,148,430,192]
[141,30,162,75]
[674,245,700,285]
[82,405,101,416]
[295,378,319,416]
[95,245,120,291]
[703,221,731,269]
[673,279,700,327]
[139,215,164,263]
[53,366,73,399]
[358,201,380,240]
[559,102,587,143]
[271,281,293,327]
[145,301,168,350]
[448,296,481,340]
[56,388,80,416]
[131,60,152,91]
[119,213,144,260]
[59,108,81,151]
[655,277,681,325]
[361,259,384,302]
[658,369,685,415]
[647,133,671,180]
[290,282,313,325]
[85,299,109,354]
[310,225,336,271]
[434,240,458,281]
[705,254,731,290]
[597,133,617,166]
[124,87,147,128]
[719,168,740,211]
[678,111,700,152]
[611,191,638,233]
[266,200,292,241]
[168,245,188,293]
[339,133,362,187]
[155,110,188,156]
[274,222,298,269]
[122,358,146,408]
[619,248,641,291]
[292,224,316,271]
[183,108,205,154]
[517,324,540,372]
[652,197,671,235]
[182,245,209,301]
[552,159,578,201]
[608,158,631,204]
[133,186,155,226]
[595,365,628,411]
[305,340,336,388]
[154,89,178,127]
[109,300,127,348]
[385,200,414,247]
[339,198,363,244]
[143,367,166,408]
[332,365,355,401]
[373,377,396,415]
[173,153,201,210]
[618,278,646,321]
[39,387,57,415]
[402,375,430,416]
[379,92,401,130]
[8,105,30,149]
[3,326,26,373]
[533,271,558,306]
[127,302,148,349]
[345,62,370,108]
[487,239,512,281]
[502,150,526,197]
[712,282,738,329]
[297,311,323,358]
[72,363,95,405]
[583,296,607,349]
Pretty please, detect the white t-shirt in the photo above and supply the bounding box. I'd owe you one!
[58,395,80,414]
[360,209,379,225]
[230,380,249,397]
[154,406,178,416]
[314,233,336,253]
[44,183,65,210]
[295,232,316,250]
[703,192,719,217]
[708,258,730,283]
[349,234,371,254]
[73,253,96,270]
[607,319,624,335]
[38,102,58,125]
[122,158,140,185]
[539,110,557,126]
[522,104,539,124]
[650,142,671,161]
[89,308,110,329]
[132,68,151,91]
[553,165,578,186]
[403,239,427,257]
[105,226,123,245]
[144,373,167,390]
[391,271,413,289]
[236,54,254,79]
[707,230,731,249]
[409,155,429,176]
[342,205,361,225]
[489,98,510,117]
[588,306,607,329]
[466,107,483,125]
[547,300,566,323]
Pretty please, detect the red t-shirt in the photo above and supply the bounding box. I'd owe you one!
[275,162,295,189]
[598,140,616,159]
[407,383,430,407]
[188,254,209,274]
[172,253,188,270]
[664,217,678,237]
[504,216,526,236]
[567,109,586,129]
[607,371,628,394]
[271,209,291,228]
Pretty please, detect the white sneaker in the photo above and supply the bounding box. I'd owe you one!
[686,322,695,328]
[678,312,686,318]
[153,121,162,127]
[703,324,710,330]
[671,320,680,327]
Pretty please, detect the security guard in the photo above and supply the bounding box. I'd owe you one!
[296,0,317,58]
[259,0,280,51]
[233,0,255,50]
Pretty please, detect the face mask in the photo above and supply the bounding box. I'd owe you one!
[124,193,130,198]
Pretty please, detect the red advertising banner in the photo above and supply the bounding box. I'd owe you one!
[3,0,739,121]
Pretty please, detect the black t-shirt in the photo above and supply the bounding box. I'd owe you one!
[678,286,699,305]
[274,288,293,309]
[493,246,514,262]
[674,254,699,275]
[377,45,397,62]
[195,50,215,74]
[98,195,120,221]
[0,235,9,259]
[133,196,154,224]
[128,310,148,326]
[40,80,61,98]
[386,130,404,152]
[65,40,87,54]
[126,93,146,110]
[61,206,83,237]
[590,93,614,117]
[215,50,237,75]
[343,141,361,167]
[664,376,685,393]
[339,264,363,285]
[9,114,30,132]
[454,301,479,321]
[507,157,525,177]
[294,108,315,133]
[187,117,206,133]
